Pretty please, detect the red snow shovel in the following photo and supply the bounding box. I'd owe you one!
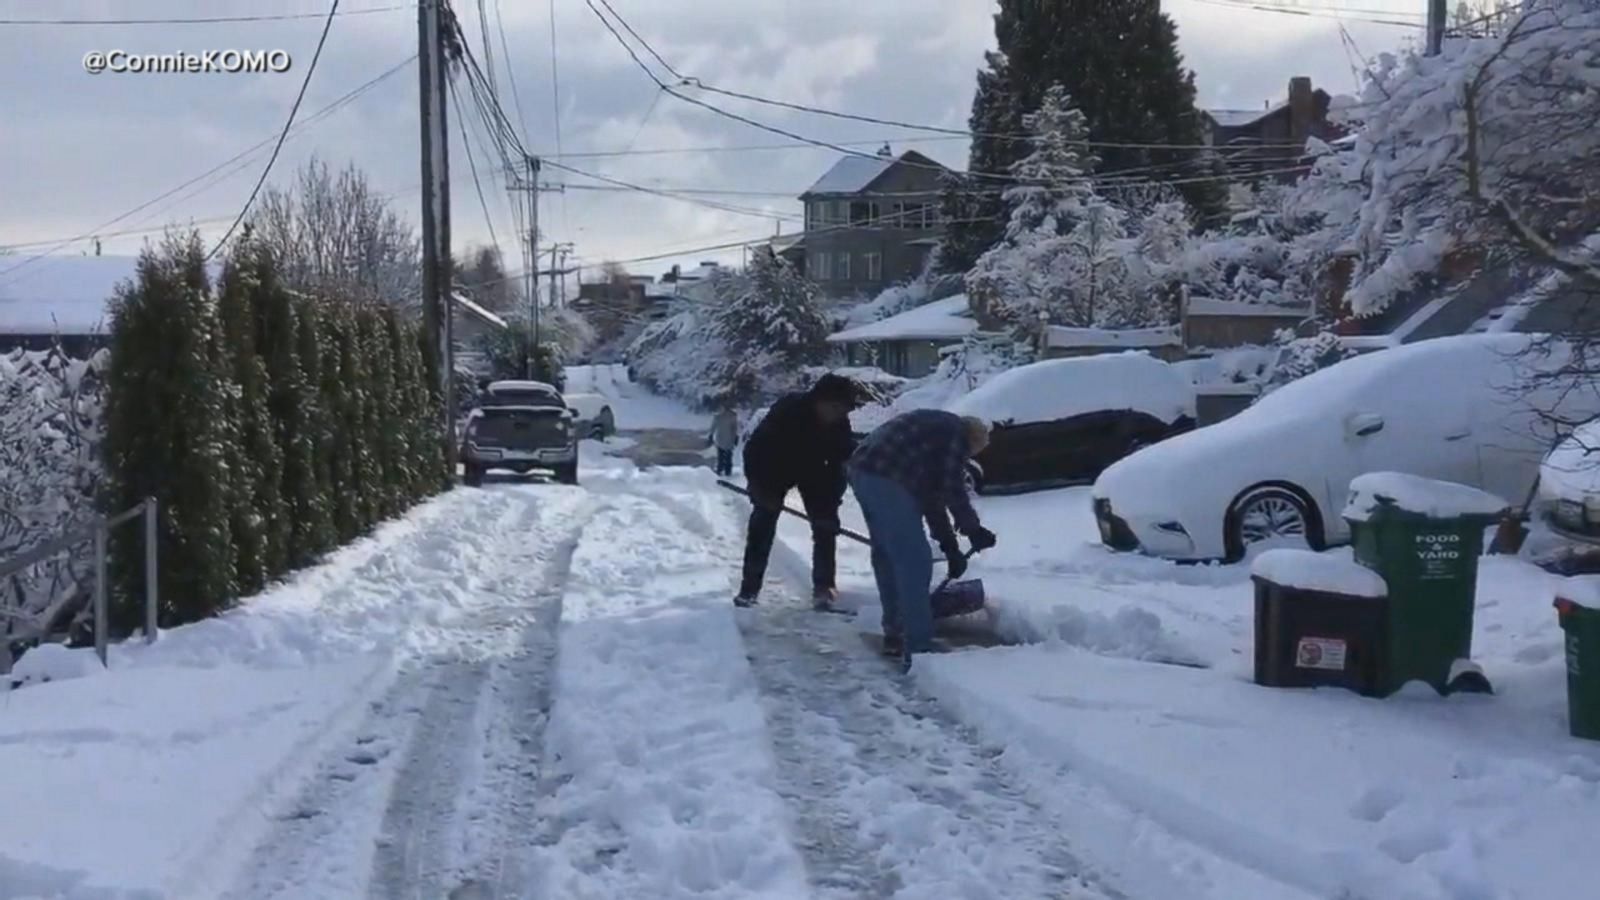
[715,479,987,619]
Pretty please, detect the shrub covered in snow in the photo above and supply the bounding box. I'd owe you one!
[0,344,105,647]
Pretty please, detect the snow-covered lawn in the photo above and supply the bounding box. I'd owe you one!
[762,482,1600,899]
[565,363,709,431]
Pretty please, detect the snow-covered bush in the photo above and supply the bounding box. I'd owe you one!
[0,345,105,646]
[967,85,1181,335]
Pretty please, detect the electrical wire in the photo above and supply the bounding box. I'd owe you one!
[0,53,416,285]
[206,0,343,260]
[548,0,570,229]
[1184,0,1425,28]
[0,3,407,26]
[493,0,533,151]
[451,79,504,262]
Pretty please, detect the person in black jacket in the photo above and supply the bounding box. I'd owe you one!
[737,373,860,609]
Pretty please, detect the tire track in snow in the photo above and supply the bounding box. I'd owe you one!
[643,483,1124,900]
[366,493,601,900]
[217,486,593,900]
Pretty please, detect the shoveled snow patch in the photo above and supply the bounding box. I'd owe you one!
[948,351,1195,426]
[1251,548,1388,598]
[1346,471,1510,521]
[532,486,809,900]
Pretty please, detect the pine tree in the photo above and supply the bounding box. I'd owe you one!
[382,308,422,504]
[292,295,338,559]
[216,245,287,593]
[938,51,1019,274]
[715,248,830,382]
[101,235,237,627]
[362,306,400,520]
[1004,84,1098,240]
[945,0,1224,272]
[320,303,362,541]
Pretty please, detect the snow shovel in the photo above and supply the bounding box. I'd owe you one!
[715,479,987,619]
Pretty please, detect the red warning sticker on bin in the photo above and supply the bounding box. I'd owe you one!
[1296,636,1348,671]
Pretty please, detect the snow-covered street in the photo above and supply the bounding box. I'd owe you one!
[5,411,1600,899]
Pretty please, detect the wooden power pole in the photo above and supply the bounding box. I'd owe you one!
[419,0,455,467]
[1427,0,1447,55]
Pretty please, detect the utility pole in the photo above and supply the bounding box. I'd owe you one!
[418,0,454,468]
[1426,0,1447,56]
[524,154,541,379]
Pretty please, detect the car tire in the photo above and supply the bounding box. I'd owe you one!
[555,460,579,485]
[1224,483,1323,563]
[600,407,614,438]
[463,464,484,487]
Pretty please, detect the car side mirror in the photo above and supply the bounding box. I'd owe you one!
[1347,412,1385,439]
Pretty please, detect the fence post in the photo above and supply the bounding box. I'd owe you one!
[94,523,108,667]
[144,497,158,643]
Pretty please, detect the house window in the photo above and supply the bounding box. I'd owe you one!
[849,201,880,226]
[808,201,829,231]
[832,200,848,224]
[864,252,882,282]
[811,251,832,280]
[837,251,851,281]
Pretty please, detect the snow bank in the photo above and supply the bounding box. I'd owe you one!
[0,486,588,897]
[1345,471,1509,522]
[826,294,975,344]
[948,352,1196,426]
[1251,548,1388,598]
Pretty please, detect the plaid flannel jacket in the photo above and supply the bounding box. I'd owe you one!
[847,409,980,551]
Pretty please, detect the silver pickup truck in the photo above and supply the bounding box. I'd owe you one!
[460,380,580,486]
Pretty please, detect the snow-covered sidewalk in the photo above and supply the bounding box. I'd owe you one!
[0,484,589,898]
[565,363,709,431]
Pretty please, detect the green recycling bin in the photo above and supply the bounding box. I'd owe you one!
[1343,472,1509,695]
[1555,588,1600,741]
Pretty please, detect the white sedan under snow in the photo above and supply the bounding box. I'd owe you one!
[1092,333,1595,562]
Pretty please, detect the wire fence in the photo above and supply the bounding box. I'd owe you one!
[0,497,159,677]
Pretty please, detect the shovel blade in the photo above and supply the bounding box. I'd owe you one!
[931,578,985,619]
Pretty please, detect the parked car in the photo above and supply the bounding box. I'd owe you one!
[562,392,617,439]
[460,380,580,486]
[1535,419,1600,543]
[947,353,1197,495]
[1092,334,1589,563]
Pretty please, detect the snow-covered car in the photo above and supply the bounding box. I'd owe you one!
[562,392,617,440]
[1093,334,1590,562]
[1535,420,1600,543]
[460,380,580,486]
[947,352,1196,494]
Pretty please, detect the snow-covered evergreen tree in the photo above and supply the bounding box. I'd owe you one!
[717,248,830,372]
[101,235,237,627]
[1004,84,1097,240]
[292,295,338,559]
[217,247,287,594]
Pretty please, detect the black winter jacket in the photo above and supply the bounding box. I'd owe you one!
[742,390,855,498]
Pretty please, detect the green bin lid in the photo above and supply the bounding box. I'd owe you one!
[1343,471,1509,523]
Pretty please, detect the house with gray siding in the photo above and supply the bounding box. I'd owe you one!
[799,147,951,300]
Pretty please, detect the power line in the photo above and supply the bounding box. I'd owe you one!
[206,0,343,260]
[0,54,416,285]
[1184,0,1426,28]
[450,79,504,264]
[0,3,408,26]
[548,0,570,228]
[493,0,533,150]
[594,0,684,80]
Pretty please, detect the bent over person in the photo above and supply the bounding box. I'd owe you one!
[736,374,859,609]
[846,410,996,667]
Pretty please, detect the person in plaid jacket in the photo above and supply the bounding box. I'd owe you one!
[847,409,997,666]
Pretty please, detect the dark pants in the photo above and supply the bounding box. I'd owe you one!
[740,479,839,598]
[715,448,734,476]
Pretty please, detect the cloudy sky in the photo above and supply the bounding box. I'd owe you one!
[0,0,1429,287]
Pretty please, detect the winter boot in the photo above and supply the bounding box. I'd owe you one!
[812,587,838,612]
[880,633,904,657]
[734,593,759,608]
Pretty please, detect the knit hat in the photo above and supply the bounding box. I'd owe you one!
[809,373,861,407]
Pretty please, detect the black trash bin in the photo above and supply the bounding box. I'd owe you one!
[1253,548,1391,697]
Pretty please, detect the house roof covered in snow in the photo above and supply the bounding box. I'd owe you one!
[1205,105,1287,130]
[0,255,142,335]
[827,295,976,344]
[1045,324,1182,350]
[1184,298,1309,319]
[800,150,950,198]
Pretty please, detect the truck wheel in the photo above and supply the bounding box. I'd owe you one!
[555,462,579,485]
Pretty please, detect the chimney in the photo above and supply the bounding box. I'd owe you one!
[1288,76,1315,148]
[877,143,893,158]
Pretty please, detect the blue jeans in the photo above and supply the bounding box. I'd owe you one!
[848,469,934,654]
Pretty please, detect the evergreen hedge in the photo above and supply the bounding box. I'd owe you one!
[100,234,449,630]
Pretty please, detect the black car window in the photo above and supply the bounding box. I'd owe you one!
[482,389,563,408]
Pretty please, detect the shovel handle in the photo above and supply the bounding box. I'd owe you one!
[715,478,872,545]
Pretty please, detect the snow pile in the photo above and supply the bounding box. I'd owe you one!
[534,487,809,899]
[948,352,1196,426]
[1537,419,1600,502]
[987,589,1202,666]
[1251,548,1387,598]
[1345,471,1509,522]
[826,294,976,343]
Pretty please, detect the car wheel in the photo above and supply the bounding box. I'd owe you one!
[555,462,579,485]
[590,421,605,440]
[463,464,484,487]
[1224,483,1323,562]
[600,408,614,438]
